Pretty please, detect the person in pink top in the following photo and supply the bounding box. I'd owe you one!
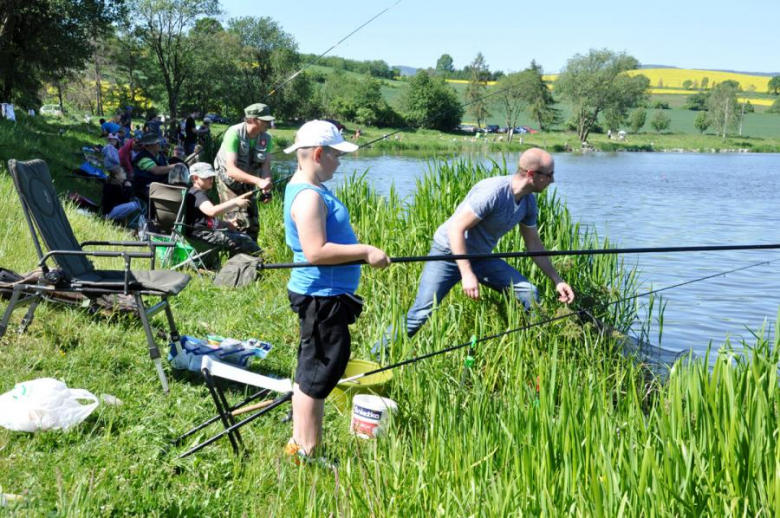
[118,137,139,180]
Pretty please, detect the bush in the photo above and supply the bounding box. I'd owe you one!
[652,101,670,110]
[650,110,671,133]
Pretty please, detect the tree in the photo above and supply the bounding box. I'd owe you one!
[701,77,709,89]
[768,98,780,114]
[685,92,708,111]
[465,52,491,128]
[400,70,463,131]
[128,0,220,119]
[737,101,753,136]
[320,72,400,127]
[682,79,693,90]
[628,107,647,133]
[768,76,780,95]
[555,49,649,142]
[435,54,455,77]
[0,0,125,106]
[694,111,710,134]
[522,60,560,131]
[650,111,671,133]
[707,80,740,137]
[179,19,243,116]
[226,16,314,121]
[492,72,528,131]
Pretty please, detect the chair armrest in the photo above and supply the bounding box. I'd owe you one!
[39,250,153,266]
[81,240,151,248]
[39,250,154,294]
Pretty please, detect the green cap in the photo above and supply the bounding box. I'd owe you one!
[244,103,274,121]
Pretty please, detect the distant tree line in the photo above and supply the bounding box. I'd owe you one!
[298,54,399,80]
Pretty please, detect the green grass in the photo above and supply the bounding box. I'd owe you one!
[1,117,779,515]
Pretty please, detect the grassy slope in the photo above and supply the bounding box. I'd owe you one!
[1,117,779,515]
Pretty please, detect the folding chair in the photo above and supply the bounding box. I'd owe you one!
[146,182,218,271]
[1,159,191,393]
[175,356,293,458]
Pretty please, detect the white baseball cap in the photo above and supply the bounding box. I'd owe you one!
[283,120,359,154]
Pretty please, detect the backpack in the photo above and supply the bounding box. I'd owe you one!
[213,254,262,288]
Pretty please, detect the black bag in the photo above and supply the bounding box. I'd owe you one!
[213,254,262,288]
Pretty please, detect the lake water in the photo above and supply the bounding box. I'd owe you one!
[281,151,780,357]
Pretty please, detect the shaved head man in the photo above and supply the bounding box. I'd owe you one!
[374,147,574,359]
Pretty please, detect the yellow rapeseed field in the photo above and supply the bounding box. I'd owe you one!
[627,68,771,91]
[543,69,774,100]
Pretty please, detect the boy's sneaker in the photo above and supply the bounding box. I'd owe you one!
[284,440,339,470]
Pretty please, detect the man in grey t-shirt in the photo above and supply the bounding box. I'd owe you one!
[376,148,574,357]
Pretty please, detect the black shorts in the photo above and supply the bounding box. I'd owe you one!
[288,290,364,399]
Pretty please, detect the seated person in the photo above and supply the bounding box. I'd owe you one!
[132,132,180,201]
[102,167,141,223]
[169,145,187,165]
[185,163,261,258]
[102,133,121,170]
[118,136,139,181]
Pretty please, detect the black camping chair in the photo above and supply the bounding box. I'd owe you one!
[174,356,293,458]
[1,159,191,393]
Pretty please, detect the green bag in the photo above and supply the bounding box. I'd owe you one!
[213,254,262,288]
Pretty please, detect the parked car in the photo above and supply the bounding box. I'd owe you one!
[513,126,538,134]
[204,113,229,124]
[458,124,477,133]
[485,125,500,133]
[39,104,63,117]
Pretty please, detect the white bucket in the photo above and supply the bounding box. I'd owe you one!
[350,394,397,439]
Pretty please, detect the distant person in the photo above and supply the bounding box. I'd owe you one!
[213,103,275,242]
[373,148,574,359]
[119,106,133,132]
[183,114,198,155]
[102,166,141,224]
[131,132,180,201]
[118,135,139,179]
[184,163,261,258]
[102,133,121,170]
[100,117,121,136]
[144,115,163,138]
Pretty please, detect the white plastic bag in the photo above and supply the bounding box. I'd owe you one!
[0,378,99,432]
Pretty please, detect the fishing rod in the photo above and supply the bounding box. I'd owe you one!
[338,255,780,384]
[259,243,780,270]
[266,1,403,99]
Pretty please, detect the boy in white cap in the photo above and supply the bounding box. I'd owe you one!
[185,162,261,257]
[283,120,390,465]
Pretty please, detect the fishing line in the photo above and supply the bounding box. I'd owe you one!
[338,255,780,384]
[259,243,780,270]
[266,1,403,99]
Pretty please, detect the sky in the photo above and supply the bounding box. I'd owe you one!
[220,0,777,75]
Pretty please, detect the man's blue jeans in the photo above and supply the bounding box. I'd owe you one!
[373,242,539,356]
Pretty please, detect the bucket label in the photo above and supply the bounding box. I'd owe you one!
[351,417,379,438]
[354,405,382,421]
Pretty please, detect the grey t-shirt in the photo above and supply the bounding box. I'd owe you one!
[432,175,537,253]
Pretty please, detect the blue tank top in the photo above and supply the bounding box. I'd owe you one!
[284,183,361,296]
